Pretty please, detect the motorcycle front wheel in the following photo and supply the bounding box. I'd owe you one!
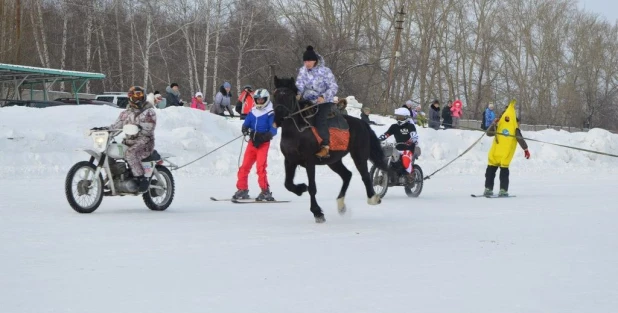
[143,165,175,211]
[65,161,104,213]
[369,163,389,198]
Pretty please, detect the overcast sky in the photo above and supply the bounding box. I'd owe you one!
[578,0,618,23]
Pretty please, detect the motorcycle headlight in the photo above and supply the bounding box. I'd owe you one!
[91,131,109,153]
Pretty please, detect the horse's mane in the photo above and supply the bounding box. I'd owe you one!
[274,76,298,93]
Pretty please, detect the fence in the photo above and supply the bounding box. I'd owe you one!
[458,119,590,133]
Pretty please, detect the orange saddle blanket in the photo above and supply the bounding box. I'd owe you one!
[310,127,350,151]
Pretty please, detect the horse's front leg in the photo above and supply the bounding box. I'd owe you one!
[284,158,307,196]
[306,162,325,223]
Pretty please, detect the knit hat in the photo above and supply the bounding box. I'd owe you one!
[195,92,203,97]
[223,82,231,89]
[405,100,413,107]
[303,45,318,61]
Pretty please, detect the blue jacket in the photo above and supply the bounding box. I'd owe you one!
[484,108,496,128]
[243,101,277,136]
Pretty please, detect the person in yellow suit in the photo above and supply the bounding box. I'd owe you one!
[484,100,530,197]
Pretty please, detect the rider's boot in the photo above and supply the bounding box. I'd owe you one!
[316,145,330,158]
[135,176,150,193]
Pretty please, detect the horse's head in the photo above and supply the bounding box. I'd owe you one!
[272,76,299,126]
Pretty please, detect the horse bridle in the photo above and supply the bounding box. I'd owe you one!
[272,88,319,132]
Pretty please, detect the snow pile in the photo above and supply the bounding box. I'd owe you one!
[1,105,617,179]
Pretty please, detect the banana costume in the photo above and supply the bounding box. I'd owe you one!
[483,99,529,196]
[488,99,519,167]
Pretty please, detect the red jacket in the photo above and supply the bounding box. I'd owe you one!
[191,97,206,110]
[237,90,255,115]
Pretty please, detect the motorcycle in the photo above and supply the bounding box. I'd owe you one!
[369,142,424,198]
[65,124,177,213]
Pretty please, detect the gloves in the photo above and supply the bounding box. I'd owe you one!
[378,134,387,141]
[241,126,250,136]
[251,132,273,148]
[524,149,530,159]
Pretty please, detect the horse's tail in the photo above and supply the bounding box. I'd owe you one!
[365,121,389,171]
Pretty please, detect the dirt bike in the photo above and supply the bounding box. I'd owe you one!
[65,124,177,213]
[369,142,424,198]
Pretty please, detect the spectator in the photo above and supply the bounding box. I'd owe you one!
[210,81,235,117]
[402,100,414,115]
[165,83,183,107]
[428,99,441,130]
[482,102,496,130]
[360,106,377,125]
[336,97,348,115]
[153,91,165,109]
[450,99,463,129]
[191,92,206,111]
[235,85,254,120]
[441,100,453,129]
[415,104,427,128]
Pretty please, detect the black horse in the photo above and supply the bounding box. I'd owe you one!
[271,76,389,223]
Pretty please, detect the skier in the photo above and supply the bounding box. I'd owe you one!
[483,100,530,197]
[378,107,419,181]
[109,86,157,193]
[232,88,278,201]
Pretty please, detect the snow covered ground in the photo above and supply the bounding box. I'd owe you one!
[1,105,617,312]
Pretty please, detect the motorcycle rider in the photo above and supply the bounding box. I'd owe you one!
[378,108,419,181]
[108,86,157,193]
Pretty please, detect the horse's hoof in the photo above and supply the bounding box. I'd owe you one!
[315,216,326,223]
[367,195,381,205]
[337,197,347,215]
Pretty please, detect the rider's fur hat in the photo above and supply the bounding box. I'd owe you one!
[303,45,318,61]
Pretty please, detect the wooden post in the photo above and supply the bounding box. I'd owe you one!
[384,4,405,111]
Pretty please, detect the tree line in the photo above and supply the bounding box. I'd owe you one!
[1,0,617,129]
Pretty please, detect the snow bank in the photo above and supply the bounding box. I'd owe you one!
[1,105,617,179]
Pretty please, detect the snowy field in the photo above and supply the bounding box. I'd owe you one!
[1,105,618,312]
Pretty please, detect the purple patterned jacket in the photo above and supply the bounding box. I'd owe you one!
[295,54,338,104]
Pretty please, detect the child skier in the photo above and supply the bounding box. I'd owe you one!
[232,88,278,201]
[378,107,419,181]
[483,100,530,197]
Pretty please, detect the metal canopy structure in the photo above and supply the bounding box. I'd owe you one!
[0,63,106,104]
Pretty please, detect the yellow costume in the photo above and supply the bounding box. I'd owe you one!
[483,99,529,196]
[488,100,518,167]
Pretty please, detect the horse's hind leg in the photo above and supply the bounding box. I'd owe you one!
[284,159,307,196]
[327,160,352,215]
[351,154,381,205]
[306,163,325,223]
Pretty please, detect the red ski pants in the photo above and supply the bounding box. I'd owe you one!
[236,141,270,190]
[400,150,414,173]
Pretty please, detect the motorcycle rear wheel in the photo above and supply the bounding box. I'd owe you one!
[404,164,424,197]
[143,165,175,211]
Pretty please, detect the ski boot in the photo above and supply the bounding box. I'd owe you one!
[498,189,509,197]
[256,188,275,201]
[483,188,493,196]
[232,189,250,200]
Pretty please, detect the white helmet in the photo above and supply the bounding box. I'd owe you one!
[253,88,270,109]
[394,107,410,124]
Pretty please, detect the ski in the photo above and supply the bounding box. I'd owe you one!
[210,197,232,201]
[231,199,290,204]
[471,194,516,198]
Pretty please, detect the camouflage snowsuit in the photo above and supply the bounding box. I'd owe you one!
[109,102,157,177]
